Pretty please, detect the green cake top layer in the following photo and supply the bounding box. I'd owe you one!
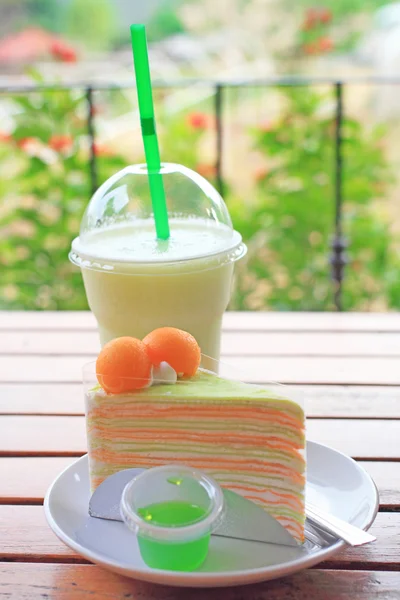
[90,369,304,419]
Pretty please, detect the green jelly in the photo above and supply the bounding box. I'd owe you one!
[137,501,210,571]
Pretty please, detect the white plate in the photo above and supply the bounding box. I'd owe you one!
[44,441,378,588]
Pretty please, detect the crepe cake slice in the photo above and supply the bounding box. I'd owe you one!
[86,329,306,543]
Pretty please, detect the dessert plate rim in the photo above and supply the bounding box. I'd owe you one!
[44,441,379,588]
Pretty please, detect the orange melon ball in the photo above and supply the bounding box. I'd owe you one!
[96,337,152,394]
[143,327,201,378]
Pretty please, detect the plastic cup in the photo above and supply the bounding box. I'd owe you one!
[69,163,246,368]
[120,465,225,571]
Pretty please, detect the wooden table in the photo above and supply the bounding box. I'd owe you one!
[1,311,400,599]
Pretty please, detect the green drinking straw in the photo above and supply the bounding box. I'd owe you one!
[130,24,170,240]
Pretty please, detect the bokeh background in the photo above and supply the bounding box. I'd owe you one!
[1,0,400,311]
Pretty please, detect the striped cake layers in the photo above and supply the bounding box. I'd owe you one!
[85,370,306,542]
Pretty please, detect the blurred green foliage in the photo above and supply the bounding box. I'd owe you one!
[65,0,117,50]
[292,0,395,56]
[9,0,117,47]
[156,88,399,311]
[26,0,63,32]
[291,0,393,18]
[147,1,186,42]
[0,76,125,310]
[230,88,399,311]
[0,81,398,312]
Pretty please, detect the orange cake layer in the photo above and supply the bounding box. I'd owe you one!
[86,370,306,542]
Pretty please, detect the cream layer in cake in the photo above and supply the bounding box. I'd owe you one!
[85,370,306,542]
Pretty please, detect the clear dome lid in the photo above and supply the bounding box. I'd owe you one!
[70,163,246,271]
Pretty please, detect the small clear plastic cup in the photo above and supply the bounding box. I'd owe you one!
[120,465,225,571]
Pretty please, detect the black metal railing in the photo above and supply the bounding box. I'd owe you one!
[1,76,398,310]
[331,81,346,312]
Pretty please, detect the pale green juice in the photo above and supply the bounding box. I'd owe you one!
[74,219,241,365]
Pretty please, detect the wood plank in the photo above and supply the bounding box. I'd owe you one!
[303,386,400,419]
[0,384,84,416]
[2,310,400,333]
[0,505,80,562]
[325,513,400,571]
[0,331,100,356]
[0,416,86,456]
[0,457,397,507]
[0,457,75,503]
[1,565,400,600]
[358,461,400,508]
[2,330,400,357]
[223,311,400,333]
[2,354,400,385]
[0,311,96,330]
[2,383,399,418]
[1,416,399,459]
[0,507,396,569]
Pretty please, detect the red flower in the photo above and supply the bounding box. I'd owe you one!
[93,143,114,157]
[320,8,332,23]
[49,134,73,153]
[259,120,273,132]
[50,40,77,63]
[0,132,11,143]
[187,112,211,130]
[318,36,334,52]
[196,163,216,179]
[303,42,317,55]
[254,167,269,182]
[16,137,36,151]
[304,8,319,28]
[303,7,332,29]
[302,19,314,31]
